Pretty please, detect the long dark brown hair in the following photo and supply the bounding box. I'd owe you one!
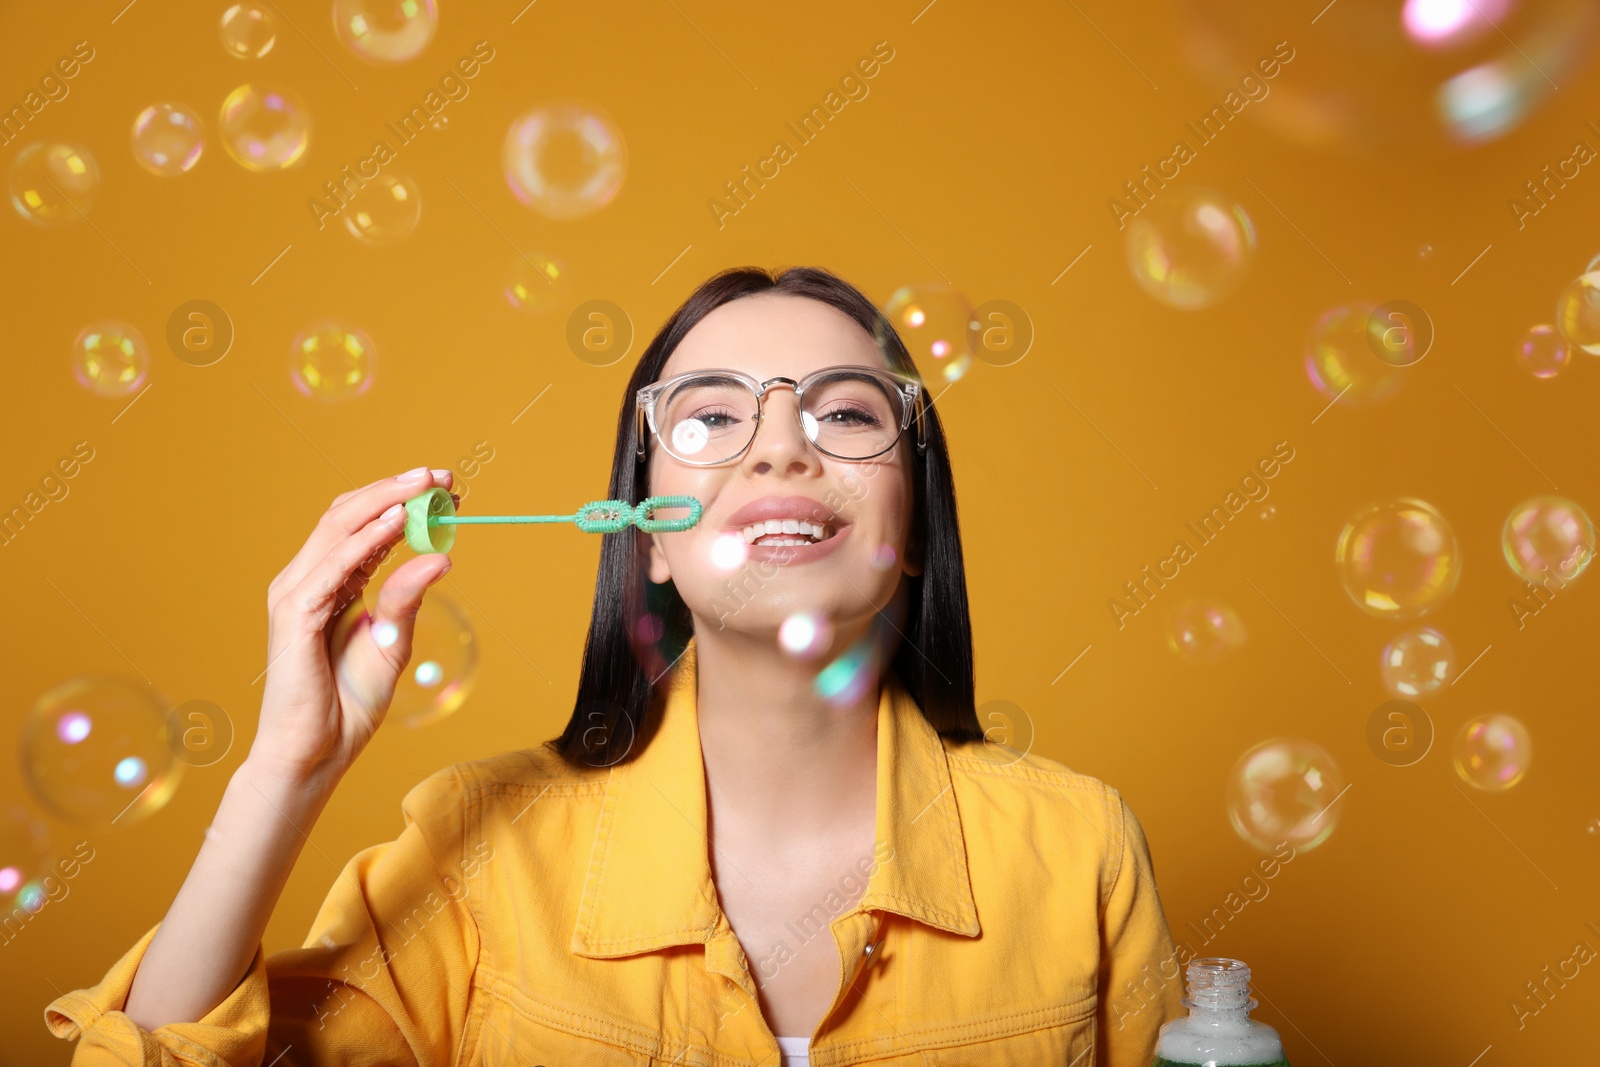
[545,266,981,768]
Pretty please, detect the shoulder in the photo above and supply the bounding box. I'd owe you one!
[396,745,610,837]
[941,738,1141,895]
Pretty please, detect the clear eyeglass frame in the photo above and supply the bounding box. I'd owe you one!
[635,364,928,466]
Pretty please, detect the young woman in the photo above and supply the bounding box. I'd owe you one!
[46,266,1185,1065]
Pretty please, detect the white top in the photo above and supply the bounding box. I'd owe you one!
[776,1035,810,1066]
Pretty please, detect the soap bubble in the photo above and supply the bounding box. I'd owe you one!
[1379,627,1454,698]
[0,806,51,899]
[1555,272,1600,355]
[1453,713,1531,791]
[333,0,439,64]
[884,283,974,384]
[290,322,376,402]
[220,2,277,58]
[1124,188,1256,309]
[1502,496,1595,584]
[503,100,627,219]
[1517,324,1571,378]
[779,612,833,660]
[8,142,99,225]
[219,84,310,171]
[1336,498,1461,620]
[1227,738,1345,852]
[374,596,476,728]
[131,103,205,176]
[72,321,150,397]
[1305,303,1406,406]
[1173,0,1598,154]
[502,252,569,314]
[1164,599,1247,663]
[21,677,180,827]
[342,172,421,245]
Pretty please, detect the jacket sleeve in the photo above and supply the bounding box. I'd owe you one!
[43,765,483,1067]
[1095,789,1187,1067]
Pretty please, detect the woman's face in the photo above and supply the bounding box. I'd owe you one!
[643,293,922,642]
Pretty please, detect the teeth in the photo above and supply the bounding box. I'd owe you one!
[740,519,835,545]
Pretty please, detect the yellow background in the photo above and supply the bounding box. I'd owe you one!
[3,0,1599,1061]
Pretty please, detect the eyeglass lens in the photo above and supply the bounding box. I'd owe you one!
[658,370,905,462]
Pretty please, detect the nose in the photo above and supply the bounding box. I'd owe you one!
[743,382,821,474]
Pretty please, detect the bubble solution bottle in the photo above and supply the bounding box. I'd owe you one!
[1151,957,1290,1067]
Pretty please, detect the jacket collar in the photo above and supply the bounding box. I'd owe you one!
[570,635,980,959]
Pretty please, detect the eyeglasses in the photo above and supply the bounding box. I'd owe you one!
[636,365,927,466]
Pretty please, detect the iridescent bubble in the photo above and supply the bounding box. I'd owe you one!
[633,612,665,645]
[1174,0,1597,153]
[8,142,99,225]
[503,100,627,220]
[1404,0,1510,48]
[1258,504,1277,520]
[884,283,974,384]
[1305,303,1406,407]
[1555,272,1600,355]
[220,2,277,58]
[289,322,375,402]
[219,84,310,172]
[430,114,449,132]
[1518,324,1570,378]
[332,0,439,64]
[131,103,205,176]
[502,253,569,315]
[779,612,833,660]
[1379,627,1455,698]
[1124,188,1256,310]
[1453,713,1531,791]
[1164,599,1247,664]
[1227,738,1345,852]
[0,806,50,899]
[709,532,748,571]
[389,595,476,728]
[21,677,180,827]
[1502,496,1595,584]
[342,172,421,245]
[72,321,150,397]
[1336,498,1461,620]
[869,543,897,570]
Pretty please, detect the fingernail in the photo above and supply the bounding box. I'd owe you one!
[430,468,452,480]
[400,466,430,482]
[381,502,404,522]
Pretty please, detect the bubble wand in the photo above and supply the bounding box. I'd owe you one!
[401,488,702,554]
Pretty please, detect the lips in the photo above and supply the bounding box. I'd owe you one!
[720,494,852,564]
[741,521,854,564]
[723,494,843,531]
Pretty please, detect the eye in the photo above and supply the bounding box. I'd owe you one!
[816,404,882,428]
[688,406,742,429]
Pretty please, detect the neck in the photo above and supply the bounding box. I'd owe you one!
[692,621,883,846]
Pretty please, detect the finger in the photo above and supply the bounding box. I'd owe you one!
[277,500,414,640]
[331,553,453,712]
[270,467,453,612]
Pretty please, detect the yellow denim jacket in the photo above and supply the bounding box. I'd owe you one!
[45,636,1185,1065]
